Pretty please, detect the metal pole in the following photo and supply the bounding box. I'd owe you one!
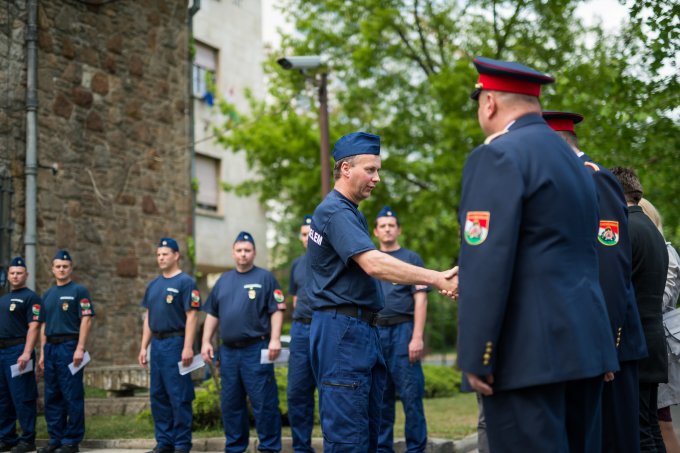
[318,72,331,198]
[24,0,38,290]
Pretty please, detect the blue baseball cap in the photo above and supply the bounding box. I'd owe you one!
[9,257,26,268]
[158,237,179,252]
[542,111,584,132]
[332,132,380,161]
[53,249,72,261]
[376,205,398,221]
[234,231,255,247]
[471,56,554,100]
[302,215,313,226]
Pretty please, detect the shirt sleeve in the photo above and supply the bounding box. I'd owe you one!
[27,293,42,324]
[78,287,94,317]
[268,273,286,313]
[326,209,376,264]
[37,289,49,323]
[289,259,299,296]
[182,278,201,311]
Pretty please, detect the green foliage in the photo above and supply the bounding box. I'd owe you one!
[426,295,457,352]
[193,379,222,430]
[422,364,462,398]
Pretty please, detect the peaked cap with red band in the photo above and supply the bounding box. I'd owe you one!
[542,111,584,132]
[471,56,555,100]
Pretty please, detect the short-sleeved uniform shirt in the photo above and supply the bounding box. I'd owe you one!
[289,254,313,320]
[203,266,285,344]
[378,248,430,319]
[306,189,383,312]
[40,281,94,336]
[141,272,200,333]
[0,287,42,339]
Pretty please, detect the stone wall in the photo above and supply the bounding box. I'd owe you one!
[2,0,192,364]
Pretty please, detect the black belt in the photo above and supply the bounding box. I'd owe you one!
[376,314,414,327]
[152,330,185,340]
[0,337,26,348]
[224,336,267,348]
[294,318,312,325]
[319,305,379,326]
[47,334,79,344]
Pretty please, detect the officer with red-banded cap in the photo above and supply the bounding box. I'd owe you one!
[457,57,618,451]
[544,110,648,452]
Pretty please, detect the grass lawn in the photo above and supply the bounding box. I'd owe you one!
[36,392,478,440]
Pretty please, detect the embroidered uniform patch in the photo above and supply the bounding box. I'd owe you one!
[464,211,490,245]
[32,304,40,320]
[166,295,174,304]
[191,290,200,307]
[274,289,285,303]
[248,289,256,300]
[598,220,619,246]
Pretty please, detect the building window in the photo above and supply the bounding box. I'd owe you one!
[193,42,218,103]
[195,154,220,212]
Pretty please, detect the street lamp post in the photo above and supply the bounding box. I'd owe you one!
[277,56,331,198]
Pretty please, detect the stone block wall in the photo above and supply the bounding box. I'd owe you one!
[2,0,193,364]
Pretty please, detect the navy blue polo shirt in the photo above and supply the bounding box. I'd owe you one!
[203,266,285,344]
[306,189,383,312]
[378,248,430,319]
[289,254,313,320]
[0,287,42,339]
[40,281,94,336]
[141,272,200,333]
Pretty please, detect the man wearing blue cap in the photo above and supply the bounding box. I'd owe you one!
[372,206,429,453]
[456,57,618,452]
[0,258,40,453]
[287,215,317,453]
[201,231,286,453]
[138,238,200,453]
[306,131,457,453]
[544,111,648,452]
[38,250,94,453]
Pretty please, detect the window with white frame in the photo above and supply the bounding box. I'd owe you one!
[193,42,217,100]
[195,154,220,212]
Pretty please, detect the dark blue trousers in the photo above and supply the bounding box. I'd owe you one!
[150,336,194,451]
[43,340,84,446]
[310,309,386,453]
[484,376,604,453]
[602,360,640,453]
[0,343,37,445]
[287,321,316,453]
[377,322,426,453]
[219,339,281,453]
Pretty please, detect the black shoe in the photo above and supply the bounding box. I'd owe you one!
[54,446,78,453]
[10,443,35,453]
[0,441,14,453]
[36,446,58,453]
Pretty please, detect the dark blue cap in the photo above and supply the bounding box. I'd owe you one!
[53,249,72,261]
[302,215,313,226]
[376,205,398,221]
[471,56,554,100]
[10,257,26,268]
[542,111,584,132]
[234,231,255,246]
[158,237,179,252]
[332,132,380,161]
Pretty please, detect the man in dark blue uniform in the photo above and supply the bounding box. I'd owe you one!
[138,238,199,453]
[612,167,669,453]
[544,111,648,452]
[457,57,619,452]
[201,231,286,453]
[306,131,457,453]
[287,215,317,453]
[38,250,94,453]
[0,258,40,453]
[373,206,429,453]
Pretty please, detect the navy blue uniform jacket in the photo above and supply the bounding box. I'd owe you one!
[457,114,619,391]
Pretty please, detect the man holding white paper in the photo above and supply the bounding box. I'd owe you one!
[0,257,40,453]
[138,238,200,453]
[201,231,285,453]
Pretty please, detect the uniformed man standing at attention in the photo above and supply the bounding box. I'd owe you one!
[456,57,618,452]
[201,231,286,453]
[38,250,94,453]
[543,111,648,452]
[0,258,40,453]
[306,131,457,453]
[287,215,317,453]
[373,206,429,453]
[138,238,200,453]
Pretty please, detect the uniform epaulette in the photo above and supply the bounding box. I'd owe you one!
[584,161,600,172]
[483,129,509,145]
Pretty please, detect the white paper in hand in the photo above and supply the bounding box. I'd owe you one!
[10,359,33,378]
[68,351,91,375]
[178,355,205,376]
[260,348,290,364]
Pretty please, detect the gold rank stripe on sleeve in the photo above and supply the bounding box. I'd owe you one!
[483,341,493,366]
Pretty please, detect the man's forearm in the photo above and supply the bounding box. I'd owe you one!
[77,316,92,350]
[354,250,444,287]
[270,310,283,341]
[184,309,198,351]
[412,292,428,341]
